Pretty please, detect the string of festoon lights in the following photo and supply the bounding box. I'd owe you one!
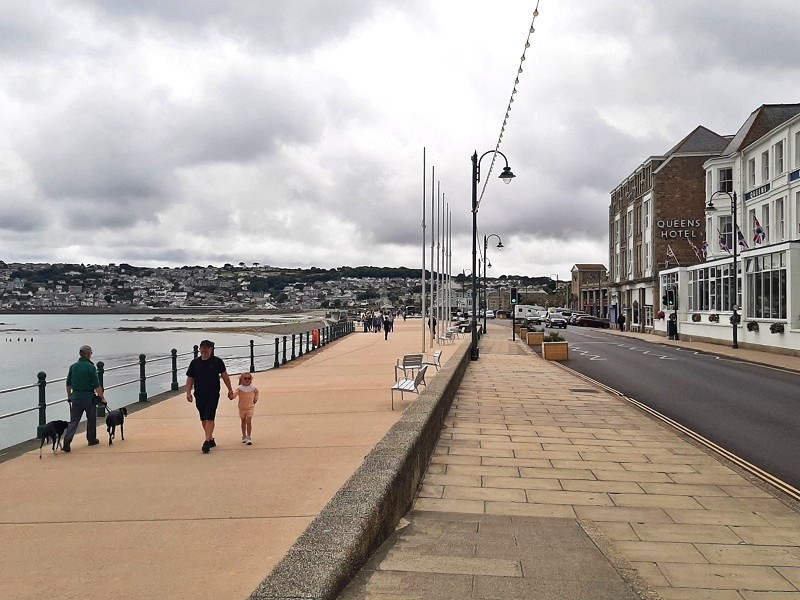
[476,1,541,211]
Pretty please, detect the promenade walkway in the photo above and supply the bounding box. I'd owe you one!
[340,324,800,599]
[0,319,453,600]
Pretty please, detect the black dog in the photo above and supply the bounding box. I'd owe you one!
[40,420,69,459]
[106,407,128,446]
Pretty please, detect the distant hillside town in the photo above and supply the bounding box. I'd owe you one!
[0,261,564,312]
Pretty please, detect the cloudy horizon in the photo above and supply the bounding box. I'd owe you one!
[1,1,799,277]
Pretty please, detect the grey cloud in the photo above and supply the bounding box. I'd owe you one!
[85,0,419,53]
[0,201,44,233]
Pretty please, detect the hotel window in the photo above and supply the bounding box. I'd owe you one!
[719,168,733,193]
[796,132,800,168]
[636,244,642,275]
[748,209,756,239]
[797,191,800,235]
[689,264,733,312]
[627,210,633,238]
[762,204,770,242]
[706,171,712,197]
[643,200,650,229]
[748,158,756,187]
[775,141,785,175]
[719,215,733,251]
[645,306,653,328]
[776,198,784,242]
[746,251,787,320]
[645,242,651,269]
[762,150,770,182]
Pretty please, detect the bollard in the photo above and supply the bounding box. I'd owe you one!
[170,349,179,391]
[282,336,288,365]
[291,334,296,360]
[36,371,47,439]
[96,361,107,418]
[138,354,148,402]
[273,338,280,368]
[249,340,255,373]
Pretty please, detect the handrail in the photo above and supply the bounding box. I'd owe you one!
[0,321,356,445]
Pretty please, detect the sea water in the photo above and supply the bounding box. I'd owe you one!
[0,313,303,450]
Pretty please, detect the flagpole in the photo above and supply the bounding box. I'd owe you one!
[430,174,436,348]
[421,148,427,353]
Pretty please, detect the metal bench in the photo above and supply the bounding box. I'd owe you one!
[422,350,442,371]
[390,365,428,410]
[395,353,424,380]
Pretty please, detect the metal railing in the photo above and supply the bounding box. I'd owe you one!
[0,321,354,442]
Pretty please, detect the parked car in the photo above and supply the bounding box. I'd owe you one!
[525,311,547,325]
[544,314,568,329]
[568,312,591,324]
[575,315,611,329]
[495,309,511,318]
[485,310,495,319]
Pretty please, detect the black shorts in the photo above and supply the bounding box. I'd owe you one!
[195,394,220,421]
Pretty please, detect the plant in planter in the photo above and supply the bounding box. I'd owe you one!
[691,313,701,322]
[656,310,665,320]
[746,320,759,332]
[708,313,719,323]
[730,313,741,324]
[770,322,785,334]
[542,332,568,361]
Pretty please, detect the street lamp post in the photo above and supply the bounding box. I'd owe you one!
[705,190,739,349]
[471,150,515,360]
[483,234,504,334]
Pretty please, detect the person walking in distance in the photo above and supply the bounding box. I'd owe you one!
[232,372,259,445]
[383,314,391,340]
[63,345,107,452]
[186,340,234,453]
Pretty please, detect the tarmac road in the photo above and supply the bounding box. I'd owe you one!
[560,326,800,490]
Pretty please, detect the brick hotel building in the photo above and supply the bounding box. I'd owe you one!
[608,126,730,331]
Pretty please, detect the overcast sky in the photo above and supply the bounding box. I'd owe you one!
[1,1,799,278]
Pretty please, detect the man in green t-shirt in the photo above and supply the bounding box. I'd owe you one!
[63,345,107,452]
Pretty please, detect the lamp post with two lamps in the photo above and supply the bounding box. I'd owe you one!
[705,190,739,349]
[471,150,515,360]
[483,234,504,334]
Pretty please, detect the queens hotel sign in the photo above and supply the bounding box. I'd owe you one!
[657,219,702,239]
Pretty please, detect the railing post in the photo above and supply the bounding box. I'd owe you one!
[298,331,304,357]
[193,345,199,359]
[170,349,179,391]
[306,331,311,352]
[36,371,47,438]
[249,340,255,373]
[320,327,326,347]
[138,354,148,402]
[274,338,280,368]
[96,361,106,418]
[282,336,288,365]
[291,334,296,360]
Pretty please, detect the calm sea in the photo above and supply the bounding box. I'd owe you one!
[0,313,307,450]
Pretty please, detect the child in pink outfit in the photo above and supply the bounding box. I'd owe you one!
[232,372,259,445]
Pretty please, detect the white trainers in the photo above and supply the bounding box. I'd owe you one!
[245,437,253,445]
[242,437,247,444]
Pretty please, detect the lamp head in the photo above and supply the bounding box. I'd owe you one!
[496,241,504,249]
[705,199,717,213]
[499,166,515,185]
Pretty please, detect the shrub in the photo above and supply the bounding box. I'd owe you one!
[543,333,565,342]
[708,314,719,323]
[656,310,665,319]
[770,322,785,334]
[691,313,701,322]
[746,321,759,332]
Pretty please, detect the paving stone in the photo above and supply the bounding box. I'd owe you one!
[659,562,795,591]
[414,497,484,514]
[443,485,526,503]
[610,493,704,510]
[615,541,707,563]
[695,543,800,566]
[631,523,741,544]
[652,587,745,599]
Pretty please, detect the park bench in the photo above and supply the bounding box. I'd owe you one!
[395,353,424,380]
[422,350,442,371]
[390,365,428,410]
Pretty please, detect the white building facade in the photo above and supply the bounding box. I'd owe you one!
[658,104,800,351]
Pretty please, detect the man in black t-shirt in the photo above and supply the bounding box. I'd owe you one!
[186,339,234,453]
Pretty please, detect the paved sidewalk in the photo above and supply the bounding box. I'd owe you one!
[0,319,456,600]
[340,324,800,599]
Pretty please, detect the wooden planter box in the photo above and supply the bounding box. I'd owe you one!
[526,331,544,346]
[542,341,569,361]
[514,323,524,335]
[519,327,528,339]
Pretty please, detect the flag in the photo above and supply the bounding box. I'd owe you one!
[717,229,731,254]
[701,240,709,257]
[688,239,701,260]
[666,244,676,261]
[753,217,766,244]
[737,226,749,249]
